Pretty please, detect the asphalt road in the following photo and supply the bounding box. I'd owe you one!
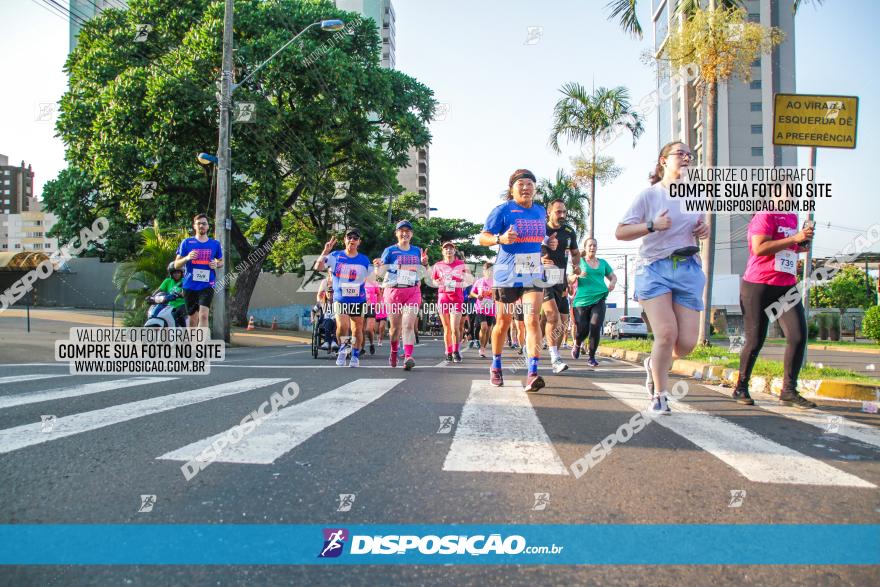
[1,338,878,586]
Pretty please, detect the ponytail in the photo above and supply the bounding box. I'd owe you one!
[649,141,684,185]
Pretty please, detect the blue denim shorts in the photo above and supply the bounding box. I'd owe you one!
[634,256,705,311]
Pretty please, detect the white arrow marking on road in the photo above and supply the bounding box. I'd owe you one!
[0,378,287,454]
[0,374,66,386]
[157,378,404,465]
[592,382,875,488]
[443,380,569,475]
[0,377,176,410]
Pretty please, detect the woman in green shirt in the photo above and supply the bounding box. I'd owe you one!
[569,238,616,366]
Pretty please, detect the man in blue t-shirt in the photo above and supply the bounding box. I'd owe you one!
[315,229,373,368]
[173,213,224,328]
[479,169,548,392]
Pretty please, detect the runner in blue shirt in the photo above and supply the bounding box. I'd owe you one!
[315,229,373,368]
[375,220,429,370]
[173,213,223,329]
[479,169,548,392]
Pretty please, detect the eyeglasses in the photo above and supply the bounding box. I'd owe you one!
[668,150,693,160]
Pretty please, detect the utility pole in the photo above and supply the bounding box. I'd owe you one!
[801,147,817,366]
[213,0,234,343]
[623,255,629,316]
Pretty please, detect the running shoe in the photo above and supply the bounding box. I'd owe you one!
[523,374,545,393]
[648,393,670,415]
[779,392,816,409]
[335,348,348,366]
[562,343,570,349]
[732,388,754,405]
[468,340,476,349]
[643,357,655,397]
[452,351,462,363]
[490,368,504,387]
[542,342,548,350]
[445,353,454,364]
[349,356,360,368]
[587,358,599,368]
[479,349,487,358]
[551,358,569,374]
[403,356,415,371]
[378,341,383,347]
[331,342,339,351]
[571,344,580,360]
[369,343,375,355]
[389,352,398,368]
[320,341,330,350]
[517,346,524,355]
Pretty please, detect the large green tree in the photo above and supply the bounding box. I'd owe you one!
[54,0,435,325]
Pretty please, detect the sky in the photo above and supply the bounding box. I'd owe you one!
[0,0,877,306]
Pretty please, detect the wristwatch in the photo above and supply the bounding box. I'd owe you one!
[646,220,655,233]
[495,235,501,245]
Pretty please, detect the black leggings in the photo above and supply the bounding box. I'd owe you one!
[738,280,807,394]
[573,300,606,359]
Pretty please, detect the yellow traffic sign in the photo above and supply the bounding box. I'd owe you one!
[773,94,858,149]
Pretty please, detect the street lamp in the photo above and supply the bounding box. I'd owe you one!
[214,2,345,342]
[196,153,218,216]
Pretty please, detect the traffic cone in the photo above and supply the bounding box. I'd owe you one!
[271,316,278,331]
[247,316,255,330]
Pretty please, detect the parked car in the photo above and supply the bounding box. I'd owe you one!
[610,316,648,339]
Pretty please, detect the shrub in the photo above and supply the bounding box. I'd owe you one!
[863,306,880,344]
[807,320,819,340]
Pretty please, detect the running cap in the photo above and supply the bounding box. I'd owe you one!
[395,220,414,231]
[508,169,536,188]
[344,229,361,238]
[441,240,455,248]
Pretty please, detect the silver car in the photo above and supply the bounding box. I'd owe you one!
[610,316,648,339]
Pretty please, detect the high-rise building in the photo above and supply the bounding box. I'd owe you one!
[69,0,122,52]
[337,0,430,218]
[0,155,58,253]
[653,0,796,312]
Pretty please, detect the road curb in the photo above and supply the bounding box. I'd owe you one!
[596,345,880,401]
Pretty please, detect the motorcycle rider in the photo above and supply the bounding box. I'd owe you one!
[153,262,187,327]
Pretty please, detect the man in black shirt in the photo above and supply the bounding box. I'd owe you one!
[541,199,581,373]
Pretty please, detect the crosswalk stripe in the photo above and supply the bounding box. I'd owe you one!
[157,378,403,464]
[702,384,880,451]
[0,377,176,410]
[0,374,66,386]
[443,380,569,475]
[592,382,876,488]
[0,378,287,454]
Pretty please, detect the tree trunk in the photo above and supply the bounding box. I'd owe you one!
[230,252,268,326]
[698,81,718,346]
[589,135,596,239]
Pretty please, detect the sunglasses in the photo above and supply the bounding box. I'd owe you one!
[346,235,361,240]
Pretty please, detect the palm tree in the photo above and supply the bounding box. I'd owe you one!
[537,169,590,238]
[548,84,644,239]
[604,0,823,38]
[112,222,188,325]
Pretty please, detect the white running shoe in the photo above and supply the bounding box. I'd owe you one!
[349,356,360,368]
[551,358,569,374]
[336,348,348,366]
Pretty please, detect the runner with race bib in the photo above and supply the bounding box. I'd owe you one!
[174,213,223,329]
[315,229,373,368]
[376,220,429,370]
[480,169,548,392]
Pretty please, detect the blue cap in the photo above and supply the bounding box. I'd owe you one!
[395,220,413,231]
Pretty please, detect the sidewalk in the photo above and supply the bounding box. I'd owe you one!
[0,307,309,363]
